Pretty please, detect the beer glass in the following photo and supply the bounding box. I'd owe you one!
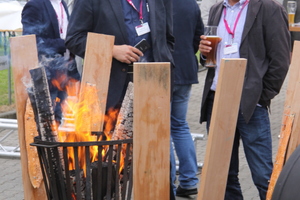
[204,26,220,68]
[287,1,297,25]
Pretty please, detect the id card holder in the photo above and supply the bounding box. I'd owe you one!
[135,22,151,36]
[224,43,238,55]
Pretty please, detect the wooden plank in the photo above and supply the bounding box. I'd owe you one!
[133,62,170,200]
[280,41,300,161]
[79,32,114,132]
[198,58,247,200]
[266,114,294,200]
[286,81,300,159]
[10,35,46,199]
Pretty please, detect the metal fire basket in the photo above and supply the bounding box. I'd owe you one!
[31,136,133,200]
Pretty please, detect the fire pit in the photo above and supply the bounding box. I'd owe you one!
[31,136,133,200]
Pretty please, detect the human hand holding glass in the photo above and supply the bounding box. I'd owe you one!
[201,26,221,68]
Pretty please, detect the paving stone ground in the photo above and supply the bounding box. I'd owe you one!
[0,69,287,200]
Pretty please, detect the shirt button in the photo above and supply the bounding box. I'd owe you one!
[122,68,126,72]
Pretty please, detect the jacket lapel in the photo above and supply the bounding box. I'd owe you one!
[241,0,262,42]
[211,2,224,26]
[44,0,60,37]
[109,0,129,43]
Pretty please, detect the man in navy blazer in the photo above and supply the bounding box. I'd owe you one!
[65,0,174,113]
[22,0,80,124]
[22,0,70,58]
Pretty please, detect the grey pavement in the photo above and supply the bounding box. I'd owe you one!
[0,68,287,200]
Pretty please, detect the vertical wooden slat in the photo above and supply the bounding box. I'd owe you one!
[79,32,114,132]
[133,62,170,200]
[284,41,300,160]
[10,35,47,199]
[198,58,247,200]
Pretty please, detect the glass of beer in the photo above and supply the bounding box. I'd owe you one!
[287,1,297,25]
[204,26,220,68]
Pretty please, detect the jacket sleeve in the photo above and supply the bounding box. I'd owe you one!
[259,2,291,105]
[65,0,94,58]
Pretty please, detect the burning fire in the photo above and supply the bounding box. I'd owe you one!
[52,78,126,176]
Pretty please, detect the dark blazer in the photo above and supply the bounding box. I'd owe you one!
[172,0,204,85]
[65,0,174,111]
[200,0,291,123]
[21,0,69,57]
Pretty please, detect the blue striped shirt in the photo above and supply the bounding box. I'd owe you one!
[211,0,249,91]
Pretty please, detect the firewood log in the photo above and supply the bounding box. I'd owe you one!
[24,98,43,189]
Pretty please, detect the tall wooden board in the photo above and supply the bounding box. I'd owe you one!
[198,59,247,200]
[266,41,300,200]
[79,32,114,132]
[133,62,170,200]
[10,35,46,199]
[284,41,300,160]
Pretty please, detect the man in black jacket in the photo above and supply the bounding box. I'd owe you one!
[199,0,290,199]
[65,0,174,113]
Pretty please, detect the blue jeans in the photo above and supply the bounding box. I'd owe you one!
[206,91,273,200]
[170,85,199,193]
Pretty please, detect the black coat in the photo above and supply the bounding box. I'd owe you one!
[65,0,174,111]
[172,0,204,85]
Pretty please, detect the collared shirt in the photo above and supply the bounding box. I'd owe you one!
[121,0,154,62]
[211,0,249,91]
[50,0,68,40]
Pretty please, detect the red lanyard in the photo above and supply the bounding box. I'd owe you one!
[55,2,64,34]
[223,0,249,40]
[126,0,144,23]
[59,2,64,34]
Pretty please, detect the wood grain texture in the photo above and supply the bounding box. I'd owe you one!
[198,58,247,200]
[79,32,114,132]
[133,62,171,200]
[10,35,46,199]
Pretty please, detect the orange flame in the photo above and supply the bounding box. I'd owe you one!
[56,78,126,177]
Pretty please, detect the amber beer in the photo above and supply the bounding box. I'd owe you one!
[287,1,297,25]
[289,13,295,25]
[205,36,220,68]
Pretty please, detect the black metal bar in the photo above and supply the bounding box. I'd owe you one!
[115,143,122,199]
[36,145,51,200]
[85,146,91,200]
[74,147,82,200]
[96,145,103,200]
[63,147,73,200]
[106,145,114,199]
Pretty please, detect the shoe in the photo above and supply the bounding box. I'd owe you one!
[176,185,198,197]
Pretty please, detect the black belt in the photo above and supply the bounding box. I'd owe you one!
[128,64,133,73]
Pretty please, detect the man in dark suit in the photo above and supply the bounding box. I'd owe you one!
[199,0,290,199]
[21,0,79,124]
[170,0,204,197]
[65,0,174,113]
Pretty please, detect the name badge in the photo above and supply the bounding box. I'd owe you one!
[224,43,238,55]
[135,22,151,36]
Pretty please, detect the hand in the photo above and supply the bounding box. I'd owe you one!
[199,35,222,57]
[113,45,144,64]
